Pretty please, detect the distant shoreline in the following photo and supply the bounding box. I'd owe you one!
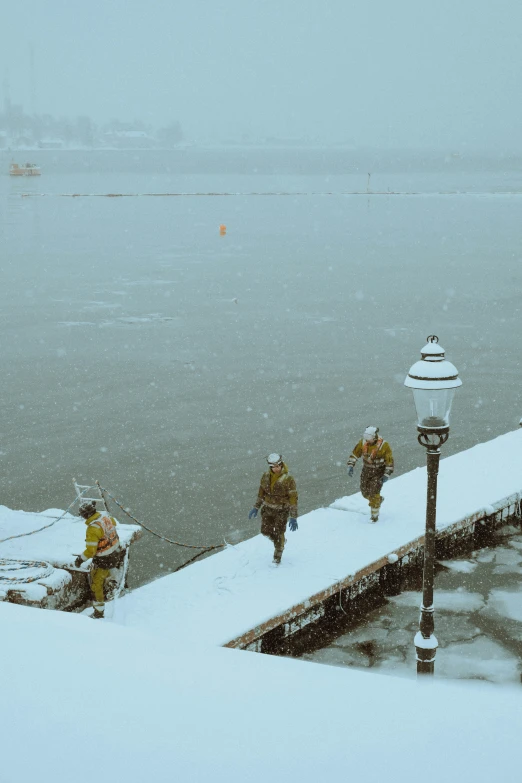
[1,145,522,157]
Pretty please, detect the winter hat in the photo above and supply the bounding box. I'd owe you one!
[78,501,97,519]
[363,426,379,441]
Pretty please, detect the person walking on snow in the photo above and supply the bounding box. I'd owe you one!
[248,453,298,564]
[75,501,124,618]
[347,426,394,522]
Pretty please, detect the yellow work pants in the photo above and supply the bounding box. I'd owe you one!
[260,508,287,555]
[366,492,383,510]
[90,567,110,604]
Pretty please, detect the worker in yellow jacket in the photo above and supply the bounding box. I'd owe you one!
[75,501,123,618]
[347,426,394,522]
[248,453,298,564]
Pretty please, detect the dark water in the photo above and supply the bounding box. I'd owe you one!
[298,524,522,684]
[1,148,522,587]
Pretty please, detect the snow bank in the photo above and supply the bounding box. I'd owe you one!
[1,600,520,783]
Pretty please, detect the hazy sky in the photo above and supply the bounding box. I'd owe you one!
[2,0,521,148]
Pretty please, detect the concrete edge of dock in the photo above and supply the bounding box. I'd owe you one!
[224,492,522,652]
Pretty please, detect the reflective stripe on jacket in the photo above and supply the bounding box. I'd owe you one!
[347,438,394,477]
[254,462,298,518]
[83,512,120,559]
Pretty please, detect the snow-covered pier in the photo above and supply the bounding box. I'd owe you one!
[114,429,522,650]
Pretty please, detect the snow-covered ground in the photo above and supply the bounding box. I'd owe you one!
[2,598,521,783]
[1,434,521,780]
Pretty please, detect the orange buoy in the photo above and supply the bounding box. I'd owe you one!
[219,224,227,236]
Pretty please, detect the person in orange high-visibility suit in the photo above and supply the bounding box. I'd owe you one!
[346,426,394,522]
[75,501,124,618]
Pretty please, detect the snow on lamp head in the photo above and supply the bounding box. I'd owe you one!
[404,336,461,433]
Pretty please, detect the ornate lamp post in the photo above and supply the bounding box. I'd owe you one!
[404,336,461,675]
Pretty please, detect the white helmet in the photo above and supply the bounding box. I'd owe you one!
[363,426,379,442]
[267,453,283,466]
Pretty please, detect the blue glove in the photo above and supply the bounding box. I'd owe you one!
[288,518,298,532]
[248,508,258,520]
[382,475,389,483]
[347,466,354,477]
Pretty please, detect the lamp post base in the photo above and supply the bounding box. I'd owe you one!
[414,631,438,675]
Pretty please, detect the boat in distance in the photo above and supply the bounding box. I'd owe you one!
[9,162,41,176]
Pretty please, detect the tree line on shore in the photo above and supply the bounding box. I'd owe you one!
[0,108,183,148]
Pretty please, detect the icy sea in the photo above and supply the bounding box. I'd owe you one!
[1,147,521,590]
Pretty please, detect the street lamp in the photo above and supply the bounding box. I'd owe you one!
[404,336,461,675]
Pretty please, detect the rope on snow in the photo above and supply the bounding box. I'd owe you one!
[0,486,91,546]
[0,558,54,585]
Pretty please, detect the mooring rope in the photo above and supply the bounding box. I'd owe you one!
[96,482,224,554]
[0,481,224,589]
[0,487,91,546]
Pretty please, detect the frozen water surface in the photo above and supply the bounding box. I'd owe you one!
[475,550,496,564]
[481,589,522,624]
[491,547,522,566]
[437,638,520,684]
[441,559,477,574]
[388,588,485,613]
[300,526,522,683]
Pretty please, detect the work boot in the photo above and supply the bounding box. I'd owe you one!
[370,509,379,523]
[273,532,285,564]
[91,608,104,619]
